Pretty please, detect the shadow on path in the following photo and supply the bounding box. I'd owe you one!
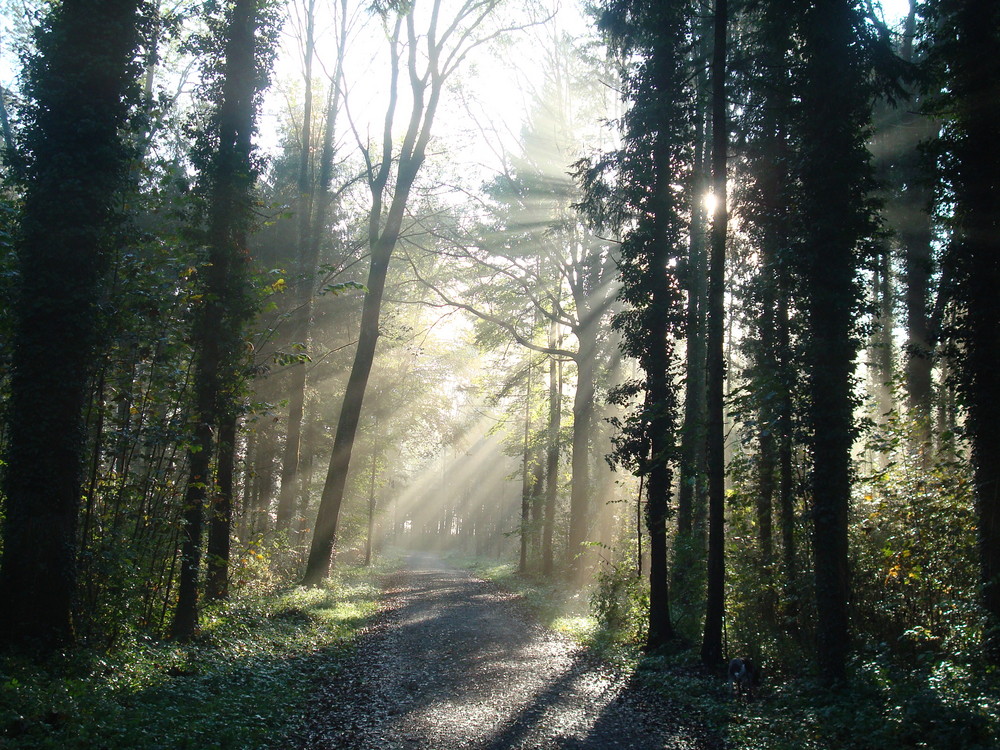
[287,554,717,749]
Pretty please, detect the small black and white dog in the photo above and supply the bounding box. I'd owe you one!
[728,657,759,700]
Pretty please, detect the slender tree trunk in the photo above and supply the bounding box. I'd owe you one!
[206,415,237,601]
[676,0,710,571]
[365,445,377,566]
[172,423,213,638]
[675,111,708,612]
[303,0,474,583]
[542,345,562,577]
[777,291,797,627]
[530,456,545,564]
[303,248,392,584]
[754,84,790,631]
[701,0,728,667]
[0,0,142,649]
[869,246,894,423]
[567,318,596,576]
[519,365,533,574]
[645,123,680,652]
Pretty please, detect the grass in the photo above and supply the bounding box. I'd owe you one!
[456,557,596,638]
[458,555,1000,750]
[0,565,385,749]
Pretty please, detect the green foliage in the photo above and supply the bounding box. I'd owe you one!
[853,415,979,658]
[590,554,648,646]
[717,655,1000,750]
[0,573,380,748]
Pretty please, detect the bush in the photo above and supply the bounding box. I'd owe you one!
[591,556,648,645]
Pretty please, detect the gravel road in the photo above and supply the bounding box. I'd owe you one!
[288,553,717,749]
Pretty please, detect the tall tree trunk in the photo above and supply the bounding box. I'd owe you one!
[869,246,895,424]
[601,0,691,655]
[238,425,258,540]
[304,246,392,584]
[798,0,873,683]
[567,316,596,576]
[365,444,378,566]
[754,86,791,631]
[943,0,1000,663]
[303,0,491,583]
[0,0,142,649]
[701,0,728,667]
[645,105,682,652]
[675,106,708,613]
[172,0,264,639]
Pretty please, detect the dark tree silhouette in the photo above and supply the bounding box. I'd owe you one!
[794,0,879,683]
[0,0,143,649]
[587,0,694,650]
[928,0,1000,664]
[172,0,276,638]
[701,0,729,668]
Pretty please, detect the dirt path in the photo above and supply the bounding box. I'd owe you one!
[288,553,717,749]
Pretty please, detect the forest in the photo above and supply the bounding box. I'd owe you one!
[0,0,998,747]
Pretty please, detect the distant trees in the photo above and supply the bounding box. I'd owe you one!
[408,30,620,579]
[274,0,349,535]
[0,0,144,648]
[303,0,508,585]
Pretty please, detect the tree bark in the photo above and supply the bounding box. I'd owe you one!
[645,101,681,652]
[519,365,534,574]
[944,0,1000,663]
[542,340,562,577]
[206,415,237,601]
[701,0,728,668]
[566,314,596,575]
[303,246,393,584]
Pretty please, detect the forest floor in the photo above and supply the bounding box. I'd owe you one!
[282,551,721,749]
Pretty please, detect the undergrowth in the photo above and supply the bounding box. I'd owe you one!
[0,565,384,749]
